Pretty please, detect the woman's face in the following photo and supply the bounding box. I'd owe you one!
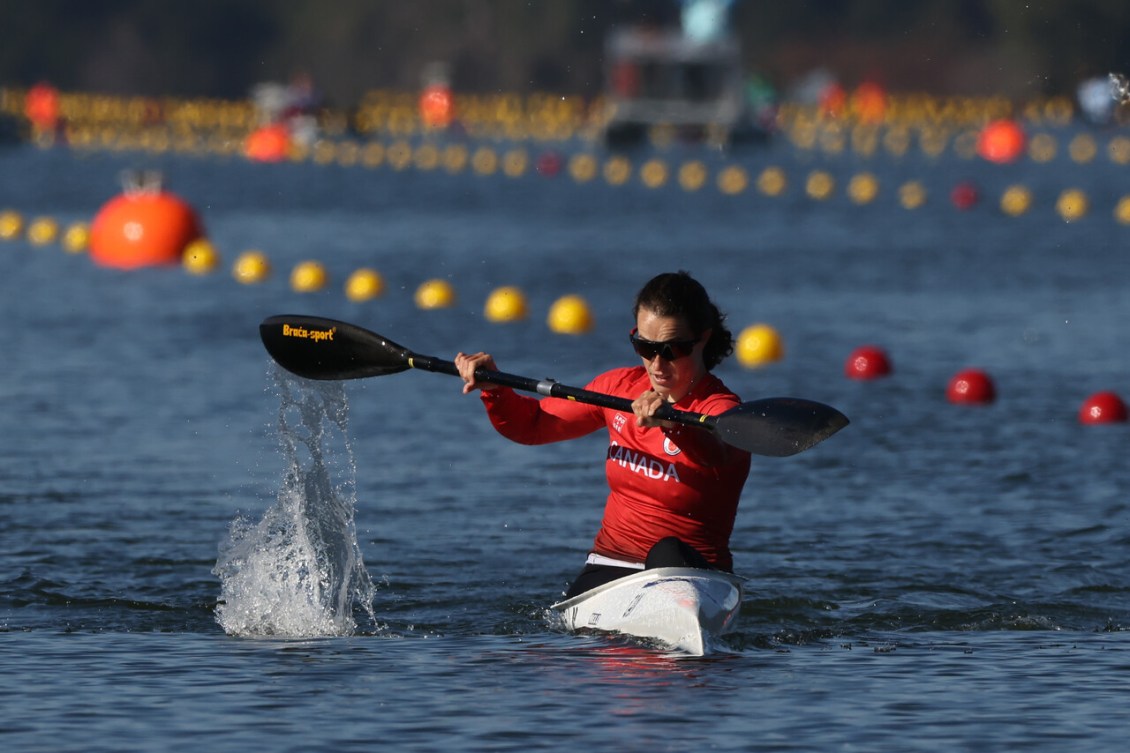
[633,307,709,402]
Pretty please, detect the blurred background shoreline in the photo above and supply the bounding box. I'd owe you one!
[3,0,1129,105]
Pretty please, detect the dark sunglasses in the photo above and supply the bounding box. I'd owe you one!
[629,328,698,361]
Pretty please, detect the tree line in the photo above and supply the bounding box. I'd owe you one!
[2,0,1129,105]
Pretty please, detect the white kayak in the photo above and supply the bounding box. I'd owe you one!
[550,567,744,655]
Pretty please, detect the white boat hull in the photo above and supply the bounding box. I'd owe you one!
[550,567,744,655]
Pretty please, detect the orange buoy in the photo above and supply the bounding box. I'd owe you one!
[245,123,292,162]
[845,345,892,380]
[24,82,61,133]
[977,119,1026,164]
[90,190,203,269]
[1078,392,1128,424]
[946,369,996,404]
[852,81,887,124]
[419,84,455,129]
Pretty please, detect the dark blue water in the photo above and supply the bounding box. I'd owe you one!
[2,131,1129,751]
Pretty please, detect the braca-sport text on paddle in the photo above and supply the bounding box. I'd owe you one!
[259,315,849,457]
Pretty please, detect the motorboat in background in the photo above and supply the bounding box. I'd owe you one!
[598,1,772,148]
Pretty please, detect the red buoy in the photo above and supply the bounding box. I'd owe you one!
[977,119,1026,164]
[845,345,892,380]
[819,82,847,119]
[951,181,980,210]
[90,189,203,269]
[946,368,996,404]
[536,151,562,177]
[1078,392,1128,424]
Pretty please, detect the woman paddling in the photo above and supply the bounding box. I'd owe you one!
[456,271,751,598]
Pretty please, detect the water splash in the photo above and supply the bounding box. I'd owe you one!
[214,368,376,637]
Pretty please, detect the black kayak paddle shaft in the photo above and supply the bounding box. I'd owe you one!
[259,314,849,457]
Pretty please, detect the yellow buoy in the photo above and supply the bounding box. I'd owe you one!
[291,261,328,293]
[362,142,385,168]
[182,238,219,274]
[26,217,60,246]
[568,153,598,183]
[0,210,24,240]
[443,144,468,173]
[898,181,927,210]
[1028,133,1057,163]
[484,285,528,322]
[1000,185,1033,217]
[851,126,879,157]
[716,166,748,195]
[312,139,337,165]
[547,294,594,334]
[502,149,528,178]
[472,147,499,176]
[819,127,846,155]
[233,250,271,284]
[287,142,309,163]
[919,127,949,157]
[415,278,456,309]
[640,159,668,189]
[345,268,384,302]
[806,170,835,201]
[756,167,787,197]
[603,156,631,186]
[847,173,879,205]
[413,144,440,171]
[883,126,911,157]
[62,222,91,253]
[1068,133,1097,163]
[736,324,784,368]
[1056,189,1088,222]
[1108,136,1130,165]
[1114,196,1130,225]
[678,160,707,192]
[388,140,413,170]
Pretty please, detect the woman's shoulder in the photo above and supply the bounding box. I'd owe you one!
[589,365,648,394]
[689,372,743,410]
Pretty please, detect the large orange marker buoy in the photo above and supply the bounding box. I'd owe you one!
[90,173,203,269]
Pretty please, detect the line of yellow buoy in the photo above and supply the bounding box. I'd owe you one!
[0,212,90,252]
[6,83,1129,164]
[0,209,781,354]
[0,216,606,335]
[43,120,1130,221]
[3,84,1095,144]
[171,135,1130,222]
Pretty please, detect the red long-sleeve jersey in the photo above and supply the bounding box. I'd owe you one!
[478,366,751,571]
